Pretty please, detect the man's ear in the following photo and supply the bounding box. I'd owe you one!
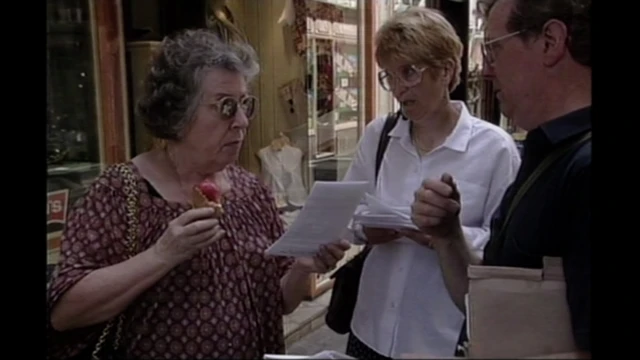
[541,19,569,67]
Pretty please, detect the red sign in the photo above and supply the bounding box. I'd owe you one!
[47,189,69,226]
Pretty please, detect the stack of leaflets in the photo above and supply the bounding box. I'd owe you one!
[352,194,418,231]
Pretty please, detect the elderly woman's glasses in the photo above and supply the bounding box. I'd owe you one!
[378,65,427,92]
[481,30,522,66]
[208,96,258,120]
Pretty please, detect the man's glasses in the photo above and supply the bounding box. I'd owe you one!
[205,95,258,120]
[481,30,522,66]
[378,64,427,92]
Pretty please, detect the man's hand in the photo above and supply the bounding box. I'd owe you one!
[411,173,463,239]
[363,227,401,245]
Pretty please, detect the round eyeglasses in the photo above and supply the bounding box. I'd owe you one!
[378,64,427,92]
[206,95,258,120]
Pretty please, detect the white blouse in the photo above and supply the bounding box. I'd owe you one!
[343,101,521,358]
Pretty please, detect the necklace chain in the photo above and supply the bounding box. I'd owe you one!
[412,133,433,155]
[165,148,193,204]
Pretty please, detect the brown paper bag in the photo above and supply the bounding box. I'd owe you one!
[465,257,578,359]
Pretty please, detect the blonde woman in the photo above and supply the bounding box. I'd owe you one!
[342,7,521,359]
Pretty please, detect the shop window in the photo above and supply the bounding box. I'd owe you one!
[47,0,104,265]
[467,0,525,146]
[261,0,365,213]
[264,0,367,298]
[301,0,363,180]
[468,0,487,120]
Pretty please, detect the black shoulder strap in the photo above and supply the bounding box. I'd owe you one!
[374,111,401,182]
[494,130,592,243]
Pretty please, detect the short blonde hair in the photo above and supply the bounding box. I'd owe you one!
[375,7,464,92]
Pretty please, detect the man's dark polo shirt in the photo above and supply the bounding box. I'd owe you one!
[482,106,591,352]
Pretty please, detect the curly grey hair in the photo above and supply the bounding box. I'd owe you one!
[137,28,260,141]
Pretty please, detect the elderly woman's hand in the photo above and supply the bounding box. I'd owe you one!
[294,239,351,274]
[152,207,226,266]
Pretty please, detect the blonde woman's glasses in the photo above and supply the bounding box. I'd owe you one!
[378,64,427,92]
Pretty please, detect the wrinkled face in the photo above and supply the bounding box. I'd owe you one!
[378,57,451,122]
[181,68,255,167]
[482,0,544,128]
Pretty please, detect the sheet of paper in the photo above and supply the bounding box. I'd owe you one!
[308,350,355,359]
[264,351,355,360]
[265,181,369,257]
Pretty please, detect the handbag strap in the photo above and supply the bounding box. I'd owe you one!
[494,131,591,244]
[354,112,401,255]
[374,111,401,183]
[119,163,141,257]
[92,163,140,360]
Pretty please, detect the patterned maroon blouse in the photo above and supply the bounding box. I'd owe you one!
[47,162,294,359]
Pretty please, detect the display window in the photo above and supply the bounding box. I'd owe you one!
[47,0,129,267]
[47,0,104,265]
[292,0,367,297]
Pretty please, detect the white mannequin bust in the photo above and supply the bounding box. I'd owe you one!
[257,135,307,209]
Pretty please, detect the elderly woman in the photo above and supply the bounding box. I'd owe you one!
[341,7,521,360]
[47,28,349,359]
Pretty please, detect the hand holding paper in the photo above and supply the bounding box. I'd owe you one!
[266,181,369,258]
[293,239,351,274]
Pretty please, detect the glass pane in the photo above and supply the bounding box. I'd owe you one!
[394,0,426,12]
[466,0,524,154]
[295,0,366,293]
[305,0,363,188]
[47,0,103,265]
[467,0,486,119]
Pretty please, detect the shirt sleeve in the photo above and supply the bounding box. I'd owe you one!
[464,141,521,259]
[48,167,131,311]
[563,164,590,352]
[47,165,129,357]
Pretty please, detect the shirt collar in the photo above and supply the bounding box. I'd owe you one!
[538,106,592,144]
[389,101,474,153]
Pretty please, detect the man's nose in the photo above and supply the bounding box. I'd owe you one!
[481,60,495,79]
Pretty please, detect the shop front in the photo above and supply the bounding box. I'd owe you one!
[47,0,376,299]
[47,0,129,266]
